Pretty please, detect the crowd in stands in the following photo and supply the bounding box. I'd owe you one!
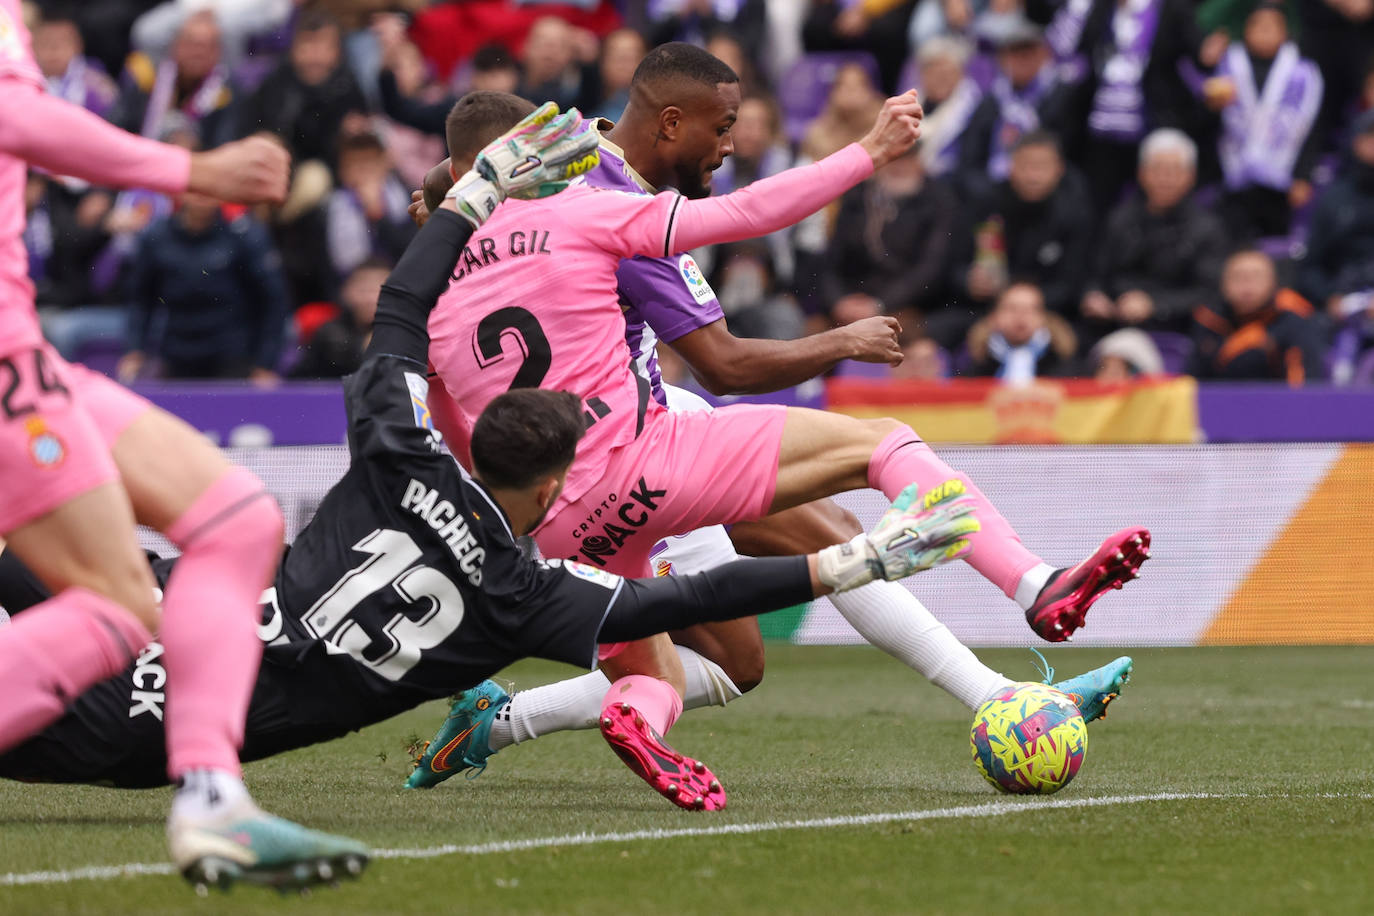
[19,0,1374,387]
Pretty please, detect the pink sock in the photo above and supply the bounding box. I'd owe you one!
[160,467,283,780]
[868,425,1042,597]
[601,675,684,735]
[0,587,151,753]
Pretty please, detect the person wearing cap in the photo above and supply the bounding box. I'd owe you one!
[1080,128,1229,339]
[1090,328,1165,382]
[1204,0,1324,241]
[957,17,1077,198]
[1298,110,1374,383]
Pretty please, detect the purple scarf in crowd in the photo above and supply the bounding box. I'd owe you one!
[988,66,1057,178]
[921,77,983,177]
[1217,42,1324,191]
[45,55,117,118]
[1088,0,1161,143]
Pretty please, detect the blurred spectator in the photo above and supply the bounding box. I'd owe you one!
[121,192,290,382]
[130,0,295,66]
[1081,128,1228,336]
[1297,0,1374,131]
[518,16,588,110]
[375,37,520,140]
[326,128,417,280]
[959,19,1078,196]
[641,0,767,52]
[24,172,113,308]
[800,61,884,161]
[952,131,1092,332]
[110,10,237,147]
[52,1,159,81]
[820,145,958,334]
[291,258,389,378]
[962,281,1079,380]
[1189,249,1325,383]
[86,113,203,301]
[913,36,983,186]
[890,333,950,379]
[1300,110,1374,383]
[1206,0,1325,240]
[802,0,919,92]
[704,32,764,94]
[33,9,118,117]
[1090,327,1166,380]
[588,28,647,120]
[239,10,367,169]
[707,94,795,280]
[470,43,523,95]
[372,35,447,187]
[1064,0,1209,213]
[713,244,806,340]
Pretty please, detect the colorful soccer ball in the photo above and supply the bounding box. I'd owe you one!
[970,683,1088,795]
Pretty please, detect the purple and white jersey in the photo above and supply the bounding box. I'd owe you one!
[586,131,725,405]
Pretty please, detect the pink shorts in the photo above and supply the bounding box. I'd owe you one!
[62,359,154,446]
[531,403,789,660]
[0,346,122,534]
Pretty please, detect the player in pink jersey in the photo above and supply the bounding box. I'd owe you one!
[423,48,1148,810]
[403,78,1140,802]
[0,0,393,888]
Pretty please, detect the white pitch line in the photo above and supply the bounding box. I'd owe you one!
[1,791,1366,888]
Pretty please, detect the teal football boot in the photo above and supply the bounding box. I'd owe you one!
[169,804,368,895]
[405,680,509,789]
[1043,654,1134,723]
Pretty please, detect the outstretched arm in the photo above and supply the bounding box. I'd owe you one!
[0,77,291,204]
[666,92,922,253]
[670,316,903,395]
[598,481,979,642]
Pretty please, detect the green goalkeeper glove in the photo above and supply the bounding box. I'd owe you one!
[446,102,601,228]
[816,481,981,593]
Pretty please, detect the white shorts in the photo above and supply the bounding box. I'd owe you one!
[646,384,741,578]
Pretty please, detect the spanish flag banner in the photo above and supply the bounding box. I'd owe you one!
[827,376,1199,444]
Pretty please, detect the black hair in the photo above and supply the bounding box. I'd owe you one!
[473,43,517,73]
[444,90,536,166]
[471,389,586,490]
[629,41,738,93]
[1011,129,1061,156]
[295,9,341,36]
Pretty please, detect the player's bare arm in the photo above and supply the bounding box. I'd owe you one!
[669,316,904,395]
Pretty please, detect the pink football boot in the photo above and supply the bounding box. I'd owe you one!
[599,701,726,811]
[1026,528,1151,642]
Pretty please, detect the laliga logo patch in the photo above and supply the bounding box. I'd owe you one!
[678,255,716,305]
[509,155,542,180]
[567,562,621,591]
[403,371,439,435]
[25,417,65,468]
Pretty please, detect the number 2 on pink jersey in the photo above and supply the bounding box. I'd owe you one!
[471,307,552,390]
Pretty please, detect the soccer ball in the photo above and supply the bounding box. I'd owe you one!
[970,683,1087,795]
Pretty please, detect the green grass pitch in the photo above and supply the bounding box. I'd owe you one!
[1,645,1371,915]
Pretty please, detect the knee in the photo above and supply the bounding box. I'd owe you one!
[861,417,909,452]
[728,642,766,694]
[99,559,161,630]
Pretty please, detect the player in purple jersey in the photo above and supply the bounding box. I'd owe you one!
[403,66,1143,810]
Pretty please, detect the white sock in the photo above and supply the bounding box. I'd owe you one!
[830,581,1011,709]
[1014,562,1057,611]
[488,646,745,750]
[170,768,251,824]
[674,645,744,709]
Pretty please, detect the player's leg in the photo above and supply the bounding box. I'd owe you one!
[406,526,758,791]
[0,483,159,750]
[72,367,367,889]
[0,346,158,755]
[729,498,1012,708]
[769,408,1150,641]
